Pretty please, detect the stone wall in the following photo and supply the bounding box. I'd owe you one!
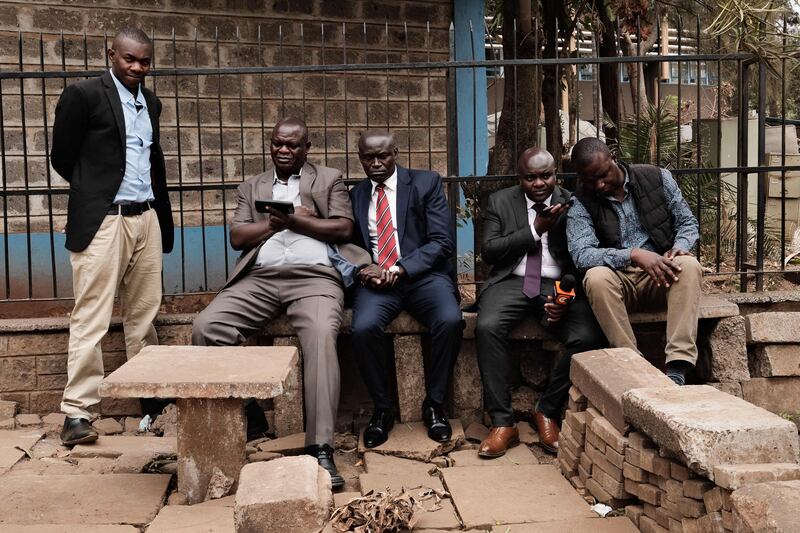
[0,1,452,234]
[558,348,800,533]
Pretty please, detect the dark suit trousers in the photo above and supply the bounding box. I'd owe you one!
[476,276,605,426]
[351,272,463,410]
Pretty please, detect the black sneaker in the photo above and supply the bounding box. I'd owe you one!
[245,400,270,441]
[306,443,344,490]
[60,417,99,446]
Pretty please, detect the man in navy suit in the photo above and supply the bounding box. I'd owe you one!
[350,131,463,448]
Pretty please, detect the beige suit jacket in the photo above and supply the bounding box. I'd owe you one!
[224,161,370,289]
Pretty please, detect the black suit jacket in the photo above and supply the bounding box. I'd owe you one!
[51,71,174,253]
[349,166,455,280]
[481,184,574,292]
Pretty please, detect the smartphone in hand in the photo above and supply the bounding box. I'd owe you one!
[255,199,295,214]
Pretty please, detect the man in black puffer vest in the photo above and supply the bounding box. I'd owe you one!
[566,138,701,386]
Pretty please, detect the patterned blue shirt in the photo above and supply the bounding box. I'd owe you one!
[566,165,699,271]
[109,69,155,204]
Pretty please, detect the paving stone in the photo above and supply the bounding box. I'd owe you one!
[745,312,800,343]
[123,417,142,433]
[70,436,177,458]
[0,527,138,533]
[333,491,361,508]
[0,418,14,430]
[464,422,489,443]
[16,414,41,427]
[99,345,298,399]
[0,474,170,525]
[146,500,234,533]
[0,399,17,419]
[247,451,282,463]
[731,480,800,533]
[518,421,539,444]
[570,348,678,433]
[706,381,743,398]
[40,413,66,426]
[489,517,640,532]
[357,420,464,462]
[0,429,45,474]
[449,444,537,467]
[750,344,800,377]
[91,418,123,435]
[741,376,800,415]
[621,385,799,480]
[256,432,306,455]
[712,462,800,490]
[442,464,595,529]
[363,452,432,477]
[697,316,750,382]
[234,456,332,533]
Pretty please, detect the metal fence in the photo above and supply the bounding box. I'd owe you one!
[0,16,797,303]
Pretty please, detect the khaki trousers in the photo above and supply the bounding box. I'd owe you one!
[62,209,163,419]
[582,255,702,365]
[191,264,343,448]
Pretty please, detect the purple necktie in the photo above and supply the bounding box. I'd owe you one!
[522,203,546,298]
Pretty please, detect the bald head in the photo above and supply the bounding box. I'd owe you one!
[358,130,399,183]
[517,147,557,203]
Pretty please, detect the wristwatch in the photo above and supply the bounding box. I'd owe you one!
[388,265,401,275]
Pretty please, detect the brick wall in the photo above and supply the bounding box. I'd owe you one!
[0,1,452,234]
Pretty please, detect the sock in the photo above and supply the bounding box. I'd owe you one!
[665,360,693,386]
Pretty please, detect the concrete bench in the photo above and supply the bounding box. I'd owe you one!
[99,345,297,504]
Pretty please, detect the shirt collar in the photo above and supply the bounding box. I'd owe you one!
[272,168,302,184]
[525,193,553,210]
[607,163,631,199]
[370,167,399,195]
[109,69,146,108]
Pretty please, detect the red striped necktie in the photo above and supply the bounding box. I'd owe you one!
[375,184,399,269]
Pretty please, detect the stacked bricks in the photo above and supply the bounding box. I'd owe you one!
[622,431,737,533]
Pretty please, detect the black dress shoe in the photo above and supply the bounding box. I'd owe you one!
[306,444,344,490]
[245,399,269,441]
[363,408,394,449]
[60,417,99,447]
[422,402,452,443]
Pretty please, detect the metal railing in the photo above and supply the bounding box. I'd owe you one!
[0,17,796,302]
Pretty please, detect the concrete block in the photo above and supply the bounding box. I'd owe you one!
[682,478,713,499]
[590,416,628,454]
[272,336,304,437]
[357,419,464,462]
[745,312,800,343]
[570,348,678,433]
[235,456,332,533]
[731,480,800,533]
[712,462,800,490]
[452,339,482,424]
[394,335,426,423]
[622,385,799,480]
[750,344,800,377]
[698,316,750,382]
[0,399,16,418]
[741,377,800,416]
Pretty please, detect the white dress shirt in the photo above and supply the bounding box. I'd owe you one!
[512,194,562,280]
[367,168,403,263]
[255,170,332,268]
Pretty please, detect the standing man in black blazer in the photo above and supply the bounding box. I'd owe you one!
[350,131,463,448]
[51,28,173,446]
[475,147,604,457]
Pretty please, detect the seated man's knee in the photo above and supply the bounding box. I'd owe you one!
[673,255,702,280]
[350,317,384,341]
[476,315,503,339]
[191,310,213,345]
[583,266,617,294]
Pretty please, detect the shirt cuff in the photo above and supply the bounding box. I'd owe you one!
[672,239,692,253]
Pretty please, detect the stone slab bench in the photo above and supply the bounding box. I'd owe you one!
[99,345,297,504]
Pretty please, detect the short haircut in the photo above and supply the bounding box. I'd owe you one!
[273,116,309,142]
[359,130,396,149]
[113,27,153,47]
[571,137,611,170]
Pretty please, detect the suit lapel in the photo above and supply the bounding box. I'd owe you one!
[256,165,274,217]
[354,180,371,249]
[396,166,411,245]
[101,71,126,150]
[511,185,529,231]
[298,161,317,210]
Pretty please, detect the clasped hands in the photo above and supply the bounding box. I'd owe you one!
[631,247,693,287]
[358,263,405,290]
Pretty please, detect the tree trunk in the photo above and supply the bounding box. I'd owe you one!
[541,0,565,167]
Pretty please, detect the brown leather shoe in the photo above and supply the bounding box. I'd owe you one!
[533,411,559,454]
[478,426,519,458]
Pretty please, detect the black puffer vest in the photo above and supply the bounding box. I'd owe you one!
[575,162,674,254]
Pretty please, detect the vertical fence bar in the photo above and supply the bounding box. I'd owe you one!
[513,18,518,157]
[635,16,641,163]
[0,47,8,298]
[300,23,307,119]
[676,17,682,169]
[446,21,459,276]
[755,58,766,290]
[236,26,246,214]
[193,28,209,290]
[39,33,57,297]
[736,58,749,290]
[655,16,661,165]
[342,22,350,179]
[426,21,432,169]
[18,33,33,299]
[321,23,329,165]
[781,17,787,270]
[363,22,369,130]
[171,29,186,293]
[214,27,229,280]
[279,25,285,115]
[257,26,266,171]
[404,22,412,164]
[695,16,702,266]
[385,22,390,131]
[715,34,722,273]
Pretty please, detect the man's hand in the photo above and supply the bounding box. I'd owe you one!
[358,264,390,290]
[533,202,568,236]
[265,207,293,232]
[543,295,567,323]
[631,247,681,287]
[293,206,316,218]
[385,265,405,287]
[663,248,692,260]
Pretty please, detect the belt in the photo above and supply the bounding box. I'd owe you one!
[108,201,152,216]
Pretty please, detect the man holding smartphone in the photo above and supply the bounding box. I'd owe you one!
[192,117,369,490]
[475,147,604,458]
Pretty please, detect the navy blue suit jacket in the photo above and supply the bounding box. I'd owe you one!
[349,166,455,280]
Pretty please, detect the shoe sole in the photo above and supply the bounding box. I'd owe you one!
[477,439,520,458]
[540,443,558,454]
[61,432,99,447]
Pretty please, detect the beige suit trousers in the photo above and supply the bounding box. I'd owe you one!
[191,264,343,448]
[583,255,702,365]
[62,209,163,419]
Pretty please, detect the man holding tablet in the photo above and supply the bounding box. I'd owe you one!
[192,117,368,490]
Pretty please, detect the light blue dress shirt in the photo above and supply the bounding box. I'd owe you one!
[109,69,155,204]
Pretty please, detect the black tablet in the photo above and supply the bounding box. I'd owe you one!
[255,199,295,214]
